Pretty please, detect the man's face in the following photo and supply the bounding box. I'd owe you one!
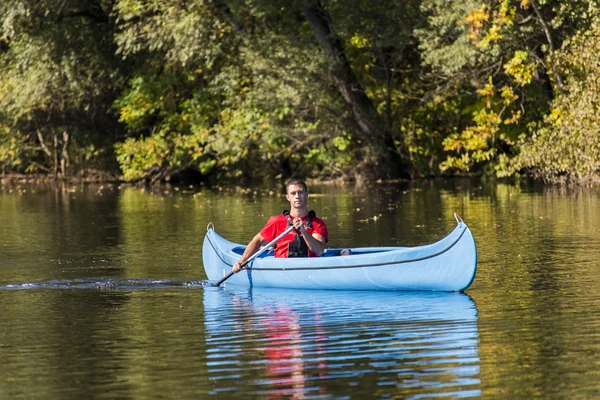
[286,184,308,208]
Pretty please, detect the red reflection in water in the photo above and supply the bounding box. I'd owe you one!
[254,302,327,399]
[229,293,329,398]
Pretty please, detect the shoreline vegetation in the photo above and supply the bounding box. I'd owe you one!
[0,171,414,188]
[2,1,600,186]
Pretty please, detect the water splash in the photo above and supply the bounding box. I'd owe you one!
[0,278,211,291]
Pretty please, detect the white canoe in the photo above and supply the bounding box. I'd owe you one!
[202,214,477,291]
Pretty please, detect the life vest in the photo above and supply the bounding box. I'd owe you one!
[283,209,316,258]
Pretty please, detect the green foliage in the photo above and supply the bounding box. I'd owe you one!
[417,0,495,76]
[0,125,29,173]
[0,0,123,175]
[513,15,600,183]
[115,132,208,182]
[111,65,220,181]
[110,0,366,182]
[113,0,234,69]
[397,93,463,178]
[1,0,600,184]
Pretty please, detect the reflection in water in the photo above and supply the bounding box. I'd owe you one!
[204,287,480,398]
[257,301,308,398]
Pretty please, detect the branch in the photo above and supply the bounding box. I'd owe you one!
[29,161,51,173]
[530,0,564,91]
[36,129,53,159]
[530,0,554,53]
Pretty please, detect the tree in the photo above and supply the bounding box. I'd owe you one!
[112,0,430,182]
[111,0,332,182]
[512,13,600,183]
[302,0,406,179]
[0,0,123,176]
[416,0,593,177]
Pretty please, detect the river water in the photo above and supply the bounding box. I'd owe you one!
[1,179,599,398]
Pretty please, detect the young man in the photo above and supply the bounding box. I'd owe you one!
[231,179,328,274]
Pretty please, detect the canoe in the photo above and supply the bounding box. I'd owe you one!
[202,213,477,291]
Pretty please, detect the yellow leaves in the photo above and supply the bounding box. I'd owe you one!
[442,125,492,153]
[477,77,495,107]
[442,59,528,173]
[476,78,521,122]
[473,108,502,127]
[545,108,563,128]
[479,25,504,47]
[504,110,521,125]
[476,81,523,125]
[465,1,515,47]
[440,125,497,172]
[496,0,516,26]
[504,50,536,86]
[465,7,489,44]
[440,102,506,172]
[500,85,518,106]
[119,103,145,125]
[350,34,370,49]
[477,77,495,98]
[442,133,462,152]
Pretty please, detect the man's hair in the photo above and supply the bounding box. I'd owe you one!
[286,178,308,193]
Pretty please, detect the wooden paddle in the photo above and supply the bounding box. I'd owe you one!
[214,225,295,287]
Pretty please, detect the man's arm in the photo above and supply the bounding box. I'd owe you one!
[232,232,265,273]
[305,232,326,256]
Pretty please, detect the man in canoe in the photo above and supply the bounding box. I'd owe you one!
[232,179,329,273]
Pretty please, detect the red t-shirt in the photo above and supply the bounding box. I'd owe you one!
[260,214,328,258]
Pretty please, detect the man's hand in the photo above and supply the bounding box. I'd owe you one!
[231,232,265,274]
[293,216,326,256]
[232,261,243,273]
[292,217,305,232]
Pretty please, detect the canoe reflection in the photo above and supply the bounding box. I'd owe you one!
[204,288,480,398]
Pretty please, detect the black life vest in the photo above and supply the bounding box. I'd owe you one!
[283,209,316,258]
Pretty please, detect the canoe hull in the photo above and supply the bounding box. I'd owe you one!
[202,220,477,291]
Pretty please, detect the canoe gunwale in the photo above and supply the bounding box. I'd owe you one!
[205,223,469,271]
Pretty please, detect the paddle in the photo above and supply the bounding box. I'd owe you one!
[214,225,295,287]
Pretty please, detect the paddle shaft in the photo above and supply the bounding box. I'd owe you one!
[214,225,295,286]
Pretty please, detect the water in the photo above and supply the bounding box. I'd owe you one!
[203,287,479,399]
[1,180,600,398]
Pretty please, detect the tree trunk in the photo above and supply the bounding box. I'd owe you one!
[302,0,408,179]
[53,134,59,177]
[61,131,70,176]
